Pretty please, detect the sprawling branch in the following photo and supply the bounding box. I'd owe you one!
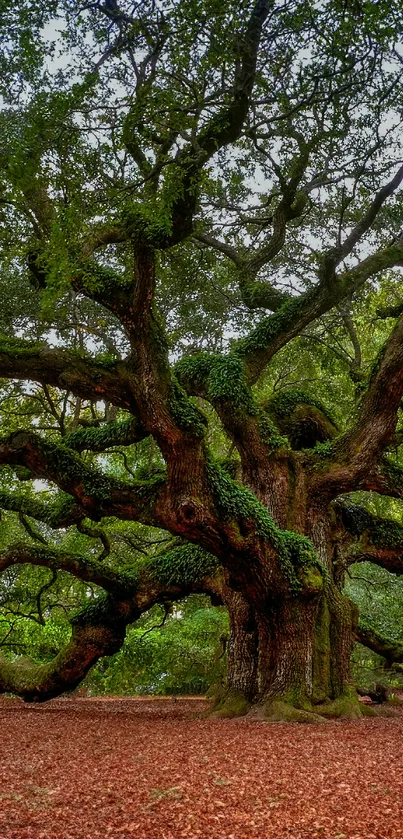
[156,0,272,245]
[361,458,403,504]
[194,231,293,311]
[0,336,137,413]
[64,417,148,451]
[238,238,403,385]
[0,596,128,702]
[329,163,403,269]
[356,622,403,664]
[337,501,403,576]
[0,543,136,594]
[0,431,165,525]
[0,489,83,528]
[0,539,224,701]
[333,313,403,467]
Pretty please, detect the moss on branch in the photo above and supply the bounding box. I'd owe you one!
[206,459,324,593]
[339,500,403,549]
[0,489,82,528]
[148,542,219,586]
[262,389,338,452]
[168,379,208,438]
[65,417,148,452]
[0,431,165,525]
[0,542,136,595]
[0,335,136,411]
[176,352,257,413]
[357,621,403,663]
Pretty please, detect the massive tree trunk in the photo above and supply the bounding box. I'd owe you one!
[213,469,362,721]
[217,588,359,720]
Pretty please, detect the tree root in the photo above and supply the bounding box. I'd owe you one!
[263,700,328,723]
[209,688,251,718]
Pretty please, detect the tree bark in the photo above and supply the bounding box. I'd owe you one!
[213,481,361,720]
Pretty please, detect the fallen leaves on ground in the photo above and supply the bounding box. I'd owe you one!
[0,696,402,839]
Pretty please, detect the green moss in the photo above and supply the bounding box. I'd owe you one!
[168,378,207,438]
[258,415,290,450]
[217,457,240,479]
[206,459,325,593]
[0,335,45,357]
[6,432,164,521]
[0,488,79,528]
[72,593,127,637]
[380,458,403,495]
[175,352,257,413]
[37,439,117,505]
[311,440,334,456]
[149,543,219,587]
[236,292,316,358]
[360,703,377,717]
[297,566,324,594]
[65,418,142,452]
[240,281,290,311]
[264,389,330,420]
[316,691,363,719]
[370,518,403,549]
[312,598,331,703]
[13,466,33,481]
[210,688,250,718]
[121,203,172,247]
[261,390,338,452]
[340,500,403,548]
[263,700,328,723]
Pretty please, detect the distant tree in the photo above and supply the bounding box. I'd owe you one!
[1,0,403,719]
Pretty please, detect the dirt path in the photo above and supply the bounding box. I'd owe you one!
[0,697,402,839]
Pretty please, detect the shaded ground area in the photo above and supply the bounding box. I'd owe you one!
[0,697,402,839]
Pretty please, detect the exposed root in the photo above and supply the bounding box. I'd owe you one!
[314,692,363,720]
[209,688,251,718]
[263,700,328,724]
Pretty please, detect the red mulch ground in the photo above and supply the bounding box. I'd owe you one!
[0,697,402,839]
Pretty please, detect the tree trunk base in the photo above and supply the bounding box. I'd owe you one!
[313,691,363,719]
[209,687,251,718]
[208,688,365,722]
[262,700,329,723]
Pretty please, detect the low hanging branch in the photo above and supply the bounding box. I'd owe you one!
[356,622,403,664]
[0,539,225,702]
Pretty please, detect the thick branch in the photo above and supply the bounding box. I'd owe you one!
[334,313,403,466]
[338,501,403,575]
[0,336,137,413]
[357,622,403,664]
[159,0,272,245]
[0,431,164,525]
[0,540,224,702]
[236,240,403,385]
[0,543,136,595]
[0,595,129,702]
[0,489,82,528]
[64,417,148,452]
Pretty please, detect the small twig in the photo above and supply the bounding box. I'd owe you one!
[77,520,111,561]
[18,512,48,545]
[139,603,171,640]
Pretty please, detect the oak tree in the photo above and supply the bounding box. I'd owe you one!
[1,0,403,719]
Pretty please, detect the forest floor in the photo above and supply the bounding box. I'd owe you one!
[0,696,402,839]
